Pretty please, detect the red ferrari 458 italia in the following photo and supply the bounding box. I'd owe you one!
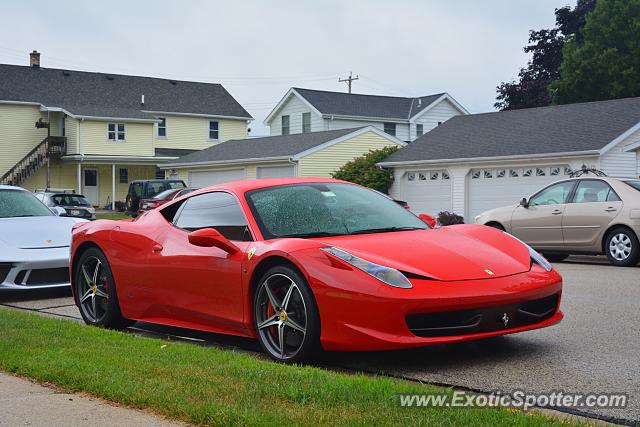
[70,178,563,362]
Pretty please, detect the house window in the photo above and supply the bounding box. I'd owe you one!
[281,115,290,135]
[497,169,506,178]
[442,171,450,180]
[383,122,396,136]
[551,167,560,176]
[302,112,311,133]
[510,169,519,177]
[208,120,219,140]
[407,172,416,181]
[564,166,572,175]
[119,168,129,184]
[484,170,493,178]
[536,168,546,176]
[471,170,481,179]
[418,172,427,180]
[416,124,424,137]
[523,168,533,177]
[157,117,167,138]
[430,172,439,180]
[108,123,126,141]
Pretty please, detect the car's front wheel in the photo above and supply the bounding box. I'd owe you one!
[253,265,320,363]
[605,227,640,267]
[74,247,133,329]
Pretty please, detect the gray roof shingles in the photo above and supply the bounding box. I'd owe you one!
[292,88,445,120]
[0,64,252,120]
[382,97,640,163]
[171,128,364,164]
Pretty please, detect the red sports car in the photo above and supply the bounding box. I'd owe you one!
[70,178,563,362]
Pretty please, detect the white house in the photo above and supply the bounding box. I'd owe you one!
[264,87,468,142]
[379,97,640,220]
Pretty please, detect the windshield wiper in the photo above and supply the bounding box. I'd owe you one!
[277,231,347,239]
[349,226,424,235]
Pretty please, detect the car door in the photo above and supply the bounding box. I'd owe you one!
[510,180,577,248]
[562,179,623,248]
[145,191,251,334]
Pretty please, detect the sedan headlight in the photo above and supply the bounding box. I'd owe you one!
[321,247,413,289]
[503,232,552,272]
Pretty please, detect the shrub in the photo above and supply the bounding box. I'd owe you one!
[437,211,464,226]
[332,146,399,193]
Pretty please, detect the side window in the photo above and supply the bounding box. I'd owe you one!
[174,192,251,241]
[573,180,620,203]
[131,183,142,198]
[529,181,574,206]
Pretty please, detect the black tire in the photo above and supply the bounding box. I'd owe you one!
[253,265,321,363]
[542,253,569,263]
[486,222,505,231]
[74,247,134,329]
[604,227,640,267]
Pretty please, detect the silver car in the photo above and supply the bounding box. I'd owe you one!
[0,185,88,290]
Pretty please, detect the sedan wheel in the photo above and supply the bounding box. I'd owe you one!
[254,267,320,362]
[605,228,640,267]
[74,248,133,329]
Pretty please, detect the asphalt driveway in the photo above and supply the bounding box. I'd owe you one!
[1,258,638,425]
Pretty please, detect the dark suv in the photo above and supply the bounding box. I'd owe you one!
[125,179,186,216]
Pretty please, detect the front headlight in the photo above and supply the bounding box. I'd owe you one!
[321,247,413,289]
[503,232,552,271]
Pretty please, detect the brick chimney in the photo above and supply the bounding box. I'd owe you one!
[29,50,40,68]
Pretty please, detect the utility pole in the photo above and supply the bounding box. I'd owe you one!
[338,72,359,93]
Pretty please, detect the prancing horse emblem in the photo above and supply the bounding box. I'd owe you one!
[501,312,509,327]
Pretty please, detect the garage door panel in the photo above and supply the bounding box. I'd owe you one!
[188,169,245,187]
[401,171,452,216]
[468,166,570,219]
[256,165,296,179]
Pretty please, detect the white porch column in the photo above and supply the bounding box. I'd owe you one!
[111,164,116,211]
[76,163,82,194]
[449,166,470,220]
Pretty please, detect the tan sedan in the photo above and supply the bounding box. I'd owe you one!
[475,177,640,266]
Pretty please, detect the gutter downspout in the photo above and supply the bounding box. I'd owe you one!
[77,118,84,194]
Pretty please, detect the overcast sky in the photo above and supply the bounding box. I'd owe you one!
[1,0,571,135]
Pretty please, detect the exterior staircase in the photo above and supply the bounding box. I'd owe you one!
[0,136,66,186]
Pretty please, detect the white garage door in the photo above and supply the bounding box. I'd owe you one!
[399,170,452,215]
[256,165,296,179]
[188,168,245,187]
[468,165,570,219]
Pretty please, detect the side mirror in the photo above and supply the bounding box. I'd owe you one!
[418,213,437,228]
[188,228,239,254]
[520,198,529,208]
[50,206,67,216]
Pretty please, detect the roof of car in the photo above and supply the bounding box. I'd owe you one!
[0,185,27,191]
[191,177,348,195]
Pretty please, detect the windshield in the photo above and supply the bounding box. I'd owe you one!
[625,180,640,192]
[0,190,53,218]
[52,194,91,207]
[246,183,427,239]
[146,181,186,198]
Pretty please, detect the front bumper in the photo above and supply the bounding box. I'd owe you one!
[0,246,71,290]
[300,253,563,351]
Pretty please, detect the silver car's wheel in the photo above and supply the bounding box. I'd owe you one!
[254,267,320,362]
[605,228,640,267]
[609,233,632,261]
[77,256,110,323]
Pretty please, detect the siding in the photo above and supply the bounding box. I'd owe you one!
[297,130,398,177]
[22,162,156,207]
[81,120,155,156]
[410,99,462,141]
[324,119,410,142]
[65,117,79,154]
[0,104,52,177]
[154,116,248,150]
[269,94,323,136]
[600,127,640,178]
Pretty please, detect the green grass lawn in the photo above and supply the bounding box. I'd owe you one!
[95,212,130,220]
[0,309,574,426]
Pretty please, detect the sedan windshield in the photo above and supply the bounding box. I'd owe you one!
[625,180,640,192]
[0,190,53,218]
[246,183,427,239]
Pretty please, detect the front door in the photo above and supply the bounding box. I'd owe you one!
[83,169,99,206]
[510,180,576,248]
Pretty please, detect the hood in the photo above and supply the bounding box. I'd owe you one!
[314,224,531,281]
[0,216,85,249]
[475,204,517,223]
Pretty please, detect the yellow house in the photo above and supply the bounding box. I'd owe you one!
[0,51,252,208]
[160,126,405,186]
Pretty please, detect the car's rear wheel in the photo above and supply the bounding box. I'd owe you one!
[253,265,320,363]
[605,227,640,267]
[74,247,133,329]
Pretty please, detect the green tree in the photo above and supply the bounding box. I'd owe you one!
[332,146,399,193]
[551,0,640,103]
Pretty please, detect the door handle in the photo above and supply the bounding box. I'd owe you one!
[152,244,163,252]
[605,207,617,212]
[551,210,562,215]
